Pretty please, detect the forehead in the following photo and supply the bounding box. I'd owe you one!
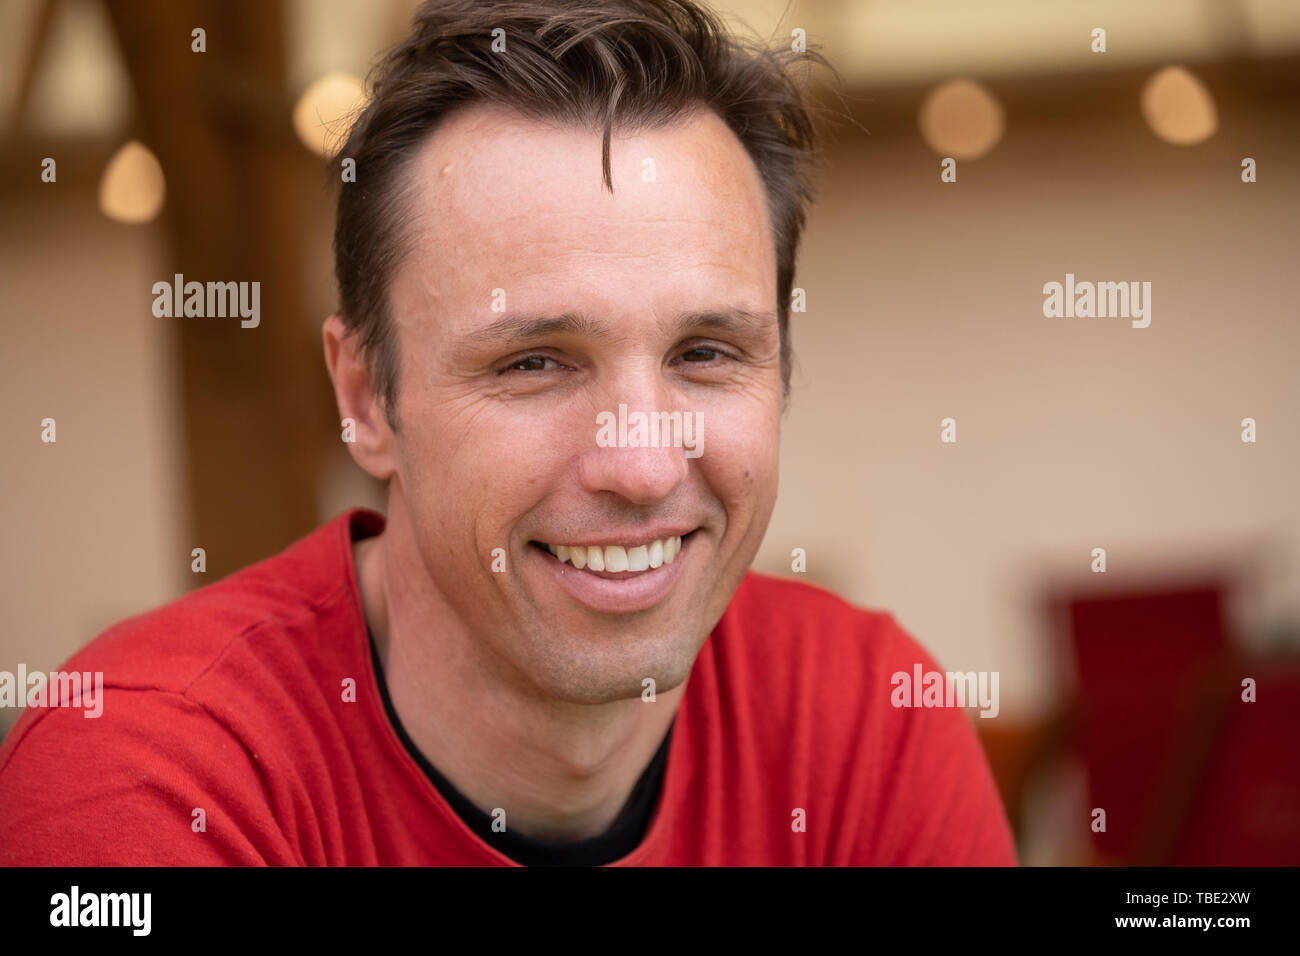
[393,102,776,318]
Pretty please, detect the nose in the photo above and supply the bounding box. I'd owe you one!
[577,398,693,507]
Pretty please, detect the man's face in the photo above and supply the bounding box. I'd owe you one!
[384,103,781,704]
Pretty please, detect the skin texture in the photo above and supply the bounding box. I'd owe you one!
[322,102,782,843]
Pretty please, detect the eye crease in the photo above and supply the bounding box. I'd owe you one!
[500,355,563,373]
[497,344,734,375]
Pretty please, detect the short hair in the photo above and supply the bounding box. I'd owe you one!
[333,0,827,431]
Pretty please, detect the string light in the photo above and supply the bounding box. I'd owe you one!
[98,140,165,224]
[292,71,367,157]
[1141,66,1217,145]
[918,78,1005,161]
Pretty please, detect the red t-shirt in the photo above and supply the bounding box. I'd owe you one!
[0,509,1017,865]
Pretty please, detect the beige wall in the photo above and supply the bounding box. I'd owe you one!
[0,192,183,737]
[751,93,1300,718]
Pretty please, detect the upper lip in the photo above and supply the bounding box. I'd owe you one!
[533,526,697,547]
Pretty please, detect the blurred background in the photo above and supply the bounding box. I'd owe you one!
[1,0,1298,864]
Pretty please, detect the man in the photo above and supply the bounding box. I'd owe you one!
[0,0,1016,865]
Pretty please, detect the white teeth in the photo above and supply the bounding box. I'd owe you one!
[543,535,685,573]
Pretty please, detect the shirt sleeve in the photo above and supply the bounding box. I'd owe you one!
[863,619,1020,866]
[0,688,299,866]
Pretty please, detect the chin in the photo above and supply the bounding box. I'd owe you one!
[520,630,700,705]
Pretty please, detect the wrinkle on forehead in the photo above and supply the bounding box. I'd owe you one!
[406,102,772,253]
[388,103,777,342]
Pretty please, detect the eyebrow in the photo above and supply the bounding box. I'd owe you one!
[463,311,610,346]
[677,309,777,338]
[461,308,777,348]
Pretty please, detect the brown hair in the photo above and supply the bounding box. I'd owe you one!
[334,0,827,431]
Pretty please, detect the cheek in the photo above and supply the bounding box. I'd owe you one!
[698,402,780,509]
[398,397,573,532]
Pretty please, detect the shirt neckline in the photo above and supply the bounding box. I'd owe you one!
[366,627,673,866]
[339,507,680,867]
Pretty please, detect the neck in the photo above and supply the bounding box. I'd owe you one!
[353,492,682,844]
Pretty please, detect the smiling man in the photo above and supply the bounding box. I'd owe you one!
[0,0,1016,866]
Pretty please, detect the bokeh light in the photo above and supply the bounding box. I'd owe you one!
[97,140,165,224]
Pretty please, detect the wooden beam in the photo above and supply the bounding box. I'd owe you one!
[104,0,337,579]
[11,0,58,132]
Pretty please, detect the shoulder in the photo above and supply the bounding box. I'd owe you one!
[705,571,1017,864]
[701,569,944,765]
[0,511,377,864]
[715,571,992,757]
[715,569,936,679]
[0,682,299,864]
[45,509,375,699]
[0,509,374,778]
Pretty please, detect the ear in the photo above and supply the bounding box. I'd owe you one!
[322,315,397,480]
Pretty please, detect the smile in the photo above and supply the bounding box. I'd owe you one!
[537,536,682,572]
[528,532,697,613]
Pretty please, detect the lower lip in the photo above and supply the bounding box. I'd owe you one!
[533,536,693,614]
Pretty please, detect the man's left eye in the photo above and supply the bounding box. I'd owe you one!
[681,347,724,363]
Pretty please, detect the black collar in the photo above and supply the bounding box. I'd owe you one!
[367,629,672,866]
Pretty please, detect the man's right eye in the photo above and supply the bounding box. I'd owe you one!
[501,355,557,373]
